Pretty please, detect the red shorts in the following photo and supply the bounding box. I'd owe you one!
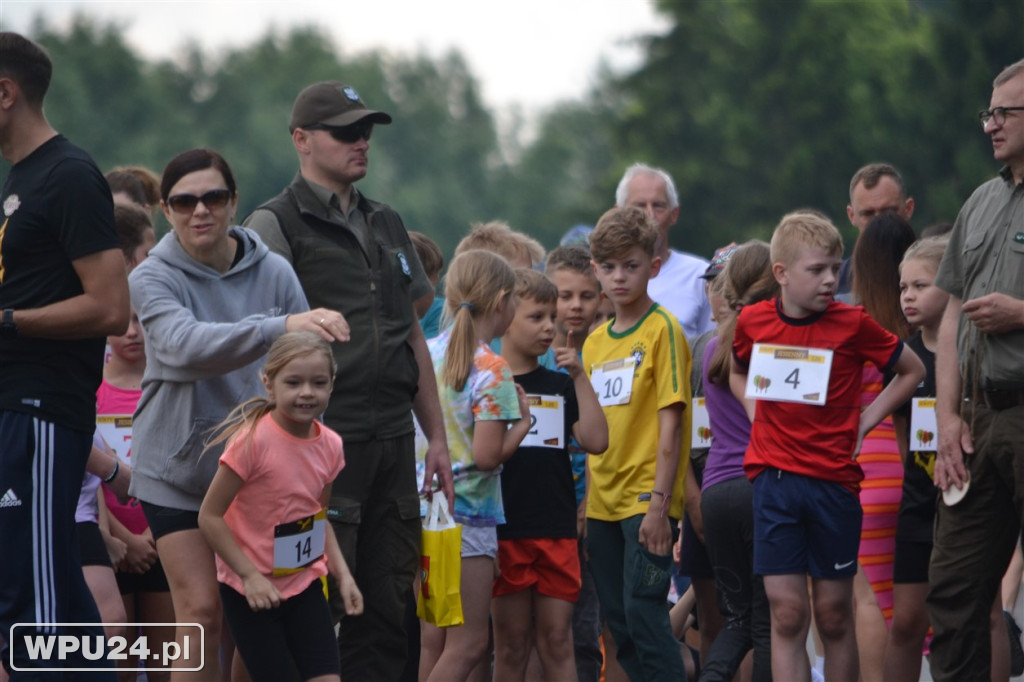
[492,537,581,602]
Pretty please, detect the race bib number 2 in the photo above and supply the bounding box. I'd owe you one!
[519,394,565,449]
[273,509,326,576]
[590,357,636,407]
[745,344,834,406]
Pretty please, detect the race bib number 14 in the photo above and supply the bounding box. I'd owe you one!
[745,344,834,406]
[273,509,326,576]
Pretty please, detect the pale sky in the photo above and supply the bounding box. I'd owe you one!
[0,0,670,114]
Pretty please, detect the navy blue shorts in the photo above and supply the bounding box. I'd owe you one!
[752,468,862,579]
[0,411,112,678]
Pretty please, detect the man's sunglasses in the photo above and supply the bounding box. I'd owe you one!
[305,121,373,143]
[166,189,234,214]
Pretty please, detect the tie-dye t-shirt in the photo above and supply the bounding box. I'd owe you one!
[421,329,521,526]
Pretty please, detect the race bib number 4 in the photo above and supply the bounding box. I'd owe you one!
[745,344,834,406]
[590,357,636,407]
[273,509,326,576]
[519,394,565,449]
[910,397,937,452]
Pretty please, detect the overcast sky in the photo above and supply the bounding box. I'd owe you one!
[0,0,670,113]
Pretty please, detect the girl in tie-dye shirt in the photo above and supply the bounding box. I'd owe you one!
[418,250,531,682]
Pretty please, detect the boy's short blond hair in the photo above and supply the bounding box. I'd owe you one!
[589,206,658,263]
[455,220,546,267]
[545,245,596,278]
[770,211,844,268]
[512,267,558,305]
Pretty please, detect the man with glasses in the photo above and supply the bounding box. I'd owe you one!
[0,32,129,677]
[836,163,915,297]
[927,58,1024,682]
[245,81,452,681]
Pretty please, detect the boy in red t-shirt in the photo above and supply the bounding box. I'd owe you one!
[730,211,924,682]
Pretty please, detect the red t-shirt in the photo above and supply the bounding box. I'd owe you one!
[733,299,901,490]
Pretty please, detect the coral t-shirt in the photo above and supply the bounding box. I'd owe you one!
[217,414,344,599]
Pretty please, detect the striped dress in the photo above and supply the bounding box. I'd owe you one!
[857,363,904,625]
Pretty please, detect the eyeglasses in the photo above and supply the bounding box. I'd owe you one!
[166,189,234,214]
[977,106,1024,127]
[304,121,373,143]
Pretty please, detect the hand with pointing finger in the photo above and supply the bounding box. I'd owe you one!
[554,330,584,379]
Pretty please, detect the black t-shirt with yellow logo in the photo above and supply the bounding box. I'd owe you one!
[896,331,938,545]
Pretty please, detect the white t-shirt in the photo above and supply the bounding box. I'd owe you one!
[647,249,714,340]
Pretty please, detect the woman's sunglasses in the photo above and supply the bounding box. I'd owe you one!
[166,189,234,214]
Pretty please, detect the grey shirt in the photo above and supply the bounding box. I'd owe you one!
[935,166,1024,390]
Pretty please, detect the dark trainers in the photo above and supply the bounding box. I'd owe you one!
[1004,610,1024,677]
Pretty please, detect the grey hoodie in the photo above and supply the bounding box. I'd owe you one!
[127,227,309,510]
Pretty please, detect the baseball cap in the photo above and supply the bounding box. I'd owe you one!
[290,81,393,132]
[560,224,594,247]
[699,242,739,280]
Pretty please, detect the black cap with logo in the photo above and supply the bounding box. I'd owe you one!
[289,81,393,132]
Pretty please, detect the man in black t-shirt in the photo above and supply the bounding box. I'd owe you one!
[0,32,129,678]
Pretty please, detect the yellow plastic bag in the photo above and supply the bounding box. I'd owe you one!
[416,491,464,627]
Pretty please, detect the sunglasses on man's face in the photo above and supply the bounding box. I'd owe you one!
[305,121,374,144]
[166,189,234,214]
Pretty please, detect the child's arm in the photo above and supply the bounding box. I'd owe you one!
[556,342,608,454]
[198,465,284,611]
[855,346,926,459]
[106,511,158,574]
[639,403,683,556]
[96,490,127,567]
[320,484,363,616]
[471,384,532,471]
[729,369,756,423]
[411,320,455,510]
[86,445,131,502]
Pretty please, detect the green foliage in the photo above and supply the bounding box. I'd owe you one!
[614,0,1023,256]
[5,3,1021,264]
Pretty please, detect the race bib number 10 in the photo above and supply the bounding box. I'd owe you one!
[590,357,636,407]
[745,344,834,406]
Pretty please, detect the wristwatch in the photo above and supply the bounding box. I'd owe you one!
[1,309,16,338]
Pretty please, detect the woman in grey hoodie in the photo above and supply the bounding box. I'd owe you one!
[127,148,349,680]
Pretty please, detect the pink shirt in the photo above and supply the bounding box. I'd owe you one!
[217,413,344,599]
[97,380,148,534]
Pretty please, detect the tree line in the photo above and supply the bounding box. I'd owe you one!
[10,0,1023,260]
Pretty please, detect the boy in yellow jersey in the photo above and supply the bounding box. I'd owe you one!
[582,205,692,681]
